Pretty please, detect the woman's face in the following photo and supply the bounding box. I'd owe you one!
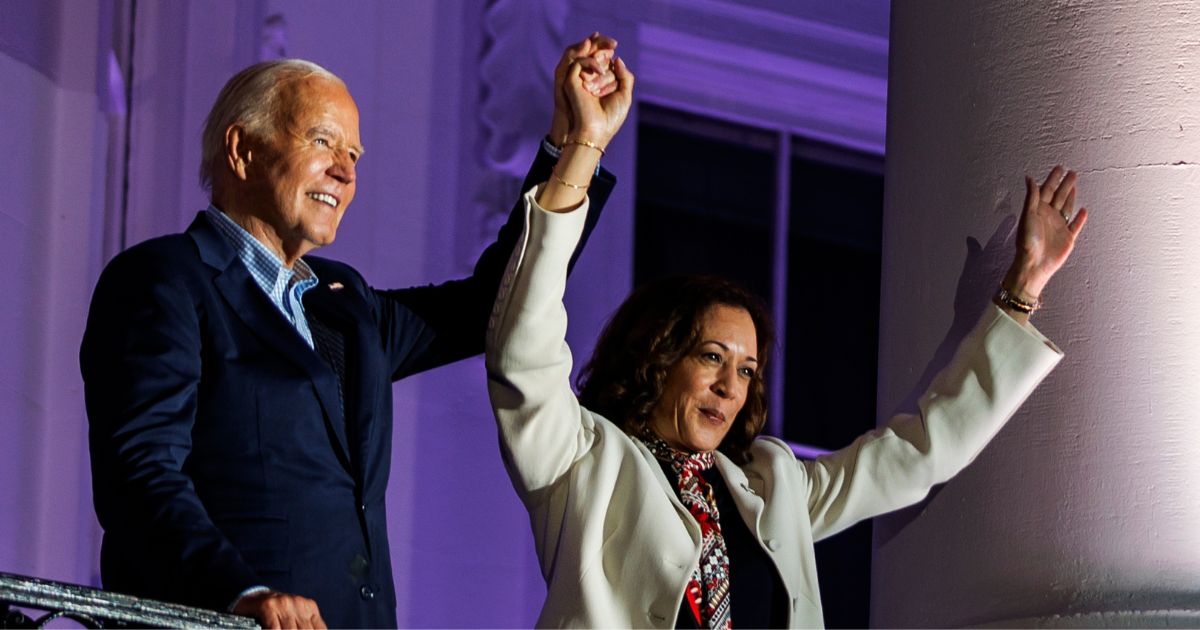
[648,304,759,453]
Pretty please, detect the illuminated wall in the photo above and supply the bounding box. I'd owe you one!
[873,1,1200,626]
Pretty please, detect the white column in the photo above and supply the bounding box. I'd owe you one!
[873,1,1200,626]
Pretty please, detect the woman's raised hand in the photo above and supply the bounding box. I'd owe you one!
[537,34,633,213]
[1003,166,1090,308]
[549,34,619,148]
[561,38,633,151]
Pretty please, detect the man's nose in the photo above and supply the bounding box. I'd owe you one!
[329,150,356,184]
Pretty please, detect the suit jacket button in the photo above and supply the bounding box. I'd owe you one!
[360,585,375,600]
[766,538,781,551]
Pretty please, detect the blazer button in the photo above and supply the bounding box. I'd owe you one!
[360,585,375,601]
[766,538,781,551]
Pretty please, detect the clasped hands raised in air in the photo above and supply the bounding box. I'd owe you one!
[548,32,633,153]
[538,32,634,213]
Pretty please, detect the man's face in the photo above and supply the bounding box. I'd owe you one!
[249,76,362,256]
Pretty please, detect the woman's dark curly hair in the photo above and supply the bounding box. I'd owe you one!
[576,275,775,464]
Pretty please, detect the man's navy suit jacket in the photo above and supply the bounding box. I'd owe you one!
[81,148,612,628]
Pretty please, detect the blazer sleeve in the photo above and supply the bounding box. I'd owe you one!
[485,187,595,496]
[798,305,1063,541]
[368,143,615,381]
[81,250,260,609]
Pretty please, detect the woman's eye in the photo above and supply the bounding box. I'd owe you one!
[701,352,721,363]
[738,367,756,379]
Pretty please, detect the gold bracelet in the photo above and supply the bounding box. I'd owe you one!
[995,286,1042,314]
[566,137,606,156]
[551,170,589,190]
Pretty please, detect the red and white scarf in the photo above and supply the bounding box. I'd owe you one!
[642,433,732,630]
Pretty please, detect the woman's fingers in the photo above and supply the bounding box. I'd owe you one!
[589,32,618,51]
[1025,176,1040,213]
[1051,170,1078,209]
[563,60,592,107]
[1062,186,1076,217]
[576,56,606,75]
[577,56,612,93]
[1069,207,1089,235]
[592,79,618,98]
[612,56,635,98]
[558,41,587,71]
[1040,165,1065,203]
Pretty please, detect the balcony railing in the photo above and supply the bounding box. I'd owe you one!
[0,572,257,628]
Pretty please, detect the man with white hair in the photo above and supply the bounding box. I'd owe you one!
[81,35,621,629]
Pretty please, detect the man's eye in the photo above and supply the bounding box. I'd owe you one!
[314,138,330,146]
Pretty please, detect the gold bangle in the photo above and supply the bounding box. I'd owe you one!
[551,170,589,190]
[566,137,606,156]
[996,286,1042,314]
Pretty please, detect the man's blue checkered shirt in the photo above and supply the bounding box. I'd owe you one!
[205,205,318,349]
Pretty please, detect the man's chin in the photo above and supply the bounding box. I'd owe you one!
[306,230,338,250]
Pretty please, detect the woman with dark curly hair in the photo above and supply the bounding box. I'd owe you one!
[576,275,774,466]
[486,33,1088,629]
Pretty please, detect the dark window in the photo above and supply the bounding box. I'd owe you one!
[634,104,776,302]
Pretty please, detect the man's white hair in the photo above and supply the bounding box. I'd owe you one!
[199,58,343,192]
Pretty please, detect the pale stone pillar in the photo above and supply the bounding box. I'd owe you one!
[872,1,1200,626]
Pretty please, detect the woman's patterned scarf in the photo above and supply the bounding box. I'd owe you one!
[641,432,732,629]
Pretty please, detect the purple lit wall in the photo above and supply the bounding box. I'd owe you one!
[0,1,888,626]
[873,2,1200,626]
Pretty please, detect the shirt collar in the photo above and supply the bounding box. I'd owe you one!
[204,205,318,291]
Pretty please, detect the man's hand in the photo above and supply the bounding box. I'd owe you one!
[549,33,619,147]
[233,590,327,630]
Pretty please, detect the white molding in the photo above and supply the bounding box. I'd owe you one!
[463,0,567,262]
[636,2,887,154]
[654,0,888,57]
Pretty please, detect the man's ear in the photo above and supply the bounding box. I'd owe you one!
[224,124,253,181]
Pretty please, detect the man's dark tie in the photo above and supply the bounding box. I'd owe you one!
[307,313,346,418]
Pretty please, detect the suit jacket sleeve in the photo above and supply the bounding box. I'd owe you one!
[367,143,615,380]
[798,306,1063,541]
[81,249,260,609]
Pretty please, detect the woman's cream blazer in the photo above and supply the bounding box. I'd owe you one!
[486,190,1063,628]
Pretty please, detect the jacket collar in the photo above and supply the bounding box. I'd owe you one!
[714,450,767,539]
[633,436,768,545]
[186,212,353,470]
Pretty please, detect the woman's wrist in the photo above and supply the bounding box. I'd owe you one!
[563,136,606,156]
[537,142,600,213]
[569,125,612,152]
[1002,262,1048,302]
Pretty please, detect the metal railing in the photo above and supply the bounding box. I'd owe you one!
[0,572,257,629]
